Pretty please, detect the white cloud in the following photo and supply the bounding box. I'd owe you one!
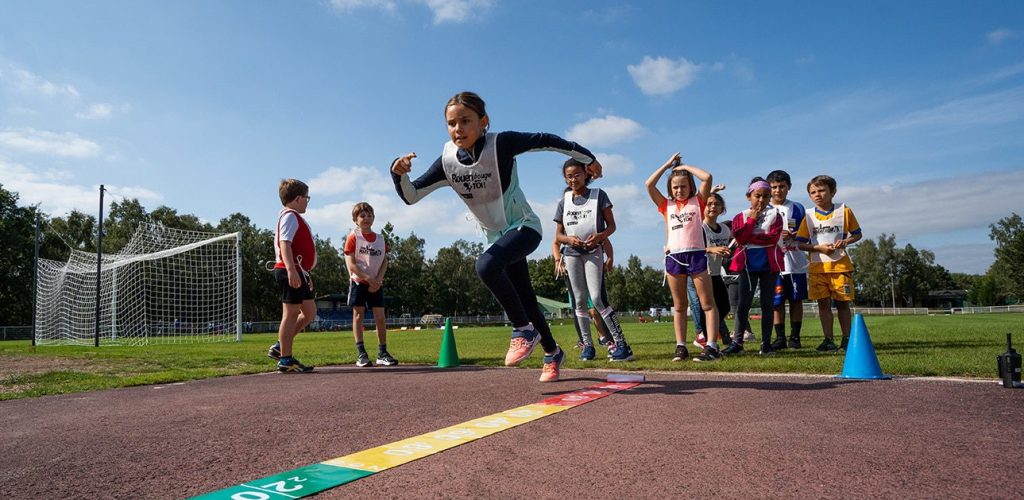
[594,152,637,176]
[720,53,755,84]
[328,0,397,13]
[303,170,477,247]
[796,55,816,66]
[565,115,644,147]
[601,183,656,231]
[986,28,1016,45]
[75,103,112,120]
[327,0,492,24]
[0,64,80,99]
[419,0,493,24]
[0,128,101,158]
[308,165,393,196]
[627,56,702,96]
[879,86,1024,131]
[0,159,161,217]
[838,169,1024,240]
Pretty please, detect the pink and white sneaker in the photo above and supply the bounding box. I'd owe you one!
[538,348,565,383]
[504,328,539,366]
[692,333,707,349]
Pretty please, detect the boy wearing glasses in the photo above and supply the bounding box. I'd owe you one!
[267,179,316,372]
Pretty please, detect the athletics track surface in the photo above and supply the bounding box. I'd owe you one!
[1,365,1022,499]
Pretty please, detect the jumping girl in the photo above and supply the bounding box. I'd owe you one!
[390,91,603,382]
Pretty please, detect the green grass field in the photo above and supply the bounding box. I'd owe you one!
[1,313,1020,401]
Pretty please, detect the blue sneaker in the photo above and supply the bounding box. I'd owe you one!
[609,342,635,362]
[539,347,565,382]
[277,357,314,373]
[267,341,281,360]
[580,345,596,361]
[505,327,539,366]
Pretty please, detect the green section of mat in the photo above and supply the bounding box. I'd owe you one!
[191,463,373,499]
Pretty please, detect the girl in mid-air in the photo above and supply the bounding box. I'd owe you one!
[390,91,603,382]
[645,153,723,362]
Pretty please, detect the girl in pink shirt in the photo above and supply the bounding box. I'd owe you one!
[645,152,724,362]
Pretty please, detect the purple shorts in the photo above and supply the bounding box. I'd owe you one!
[665,251,708,276]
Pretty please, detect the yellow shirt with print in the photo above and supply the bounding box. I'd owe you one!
[795,205,860,274]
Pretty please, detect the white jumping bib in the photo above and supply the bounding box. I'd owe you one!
[441,132,507,232]
[563,188,599,240]
[806,203,847,264]
[740,207,781,249]
[703,222,732,277]
[665,196,705,253]
[350,230,386,282]
[774,199,809,274]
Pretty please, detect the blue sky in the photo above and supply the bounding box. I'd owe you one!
[1,1,1022,275]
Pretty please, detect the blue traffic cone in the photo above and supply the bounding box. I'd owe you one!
[837,313,891,380]
[437,318,460,368]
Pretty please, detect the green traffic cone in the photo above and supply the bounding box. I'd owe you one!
[437,317,460,368]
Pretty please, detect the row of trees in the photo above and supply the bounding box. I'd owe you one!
[849,225,1023,308]
[0,184,670,325]
[1,182,1020,327]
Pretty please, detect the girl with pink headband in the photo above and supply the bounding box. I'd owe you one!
[645,152,724,362]
[722,177,784,356]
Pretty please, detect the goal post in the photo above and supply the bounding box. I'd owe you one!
[34,223,242,346]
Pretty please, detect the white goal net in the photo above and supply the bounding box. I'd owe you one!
[35,223,241,346]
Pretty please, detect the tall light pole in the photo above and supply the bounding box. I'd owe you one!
[889,270,897,311]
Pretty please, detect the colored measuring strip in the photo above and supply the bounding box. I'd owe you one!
[192,381,639,500]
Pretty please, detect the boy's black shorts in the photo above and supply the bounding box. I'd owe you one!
[275,268,314,304]
[348,281,384,308]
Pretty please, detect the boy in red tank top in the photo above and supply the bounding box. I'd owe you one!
[267,179,317,373]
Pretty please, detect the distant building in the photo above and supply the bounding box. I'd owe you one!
[924,290,968,309]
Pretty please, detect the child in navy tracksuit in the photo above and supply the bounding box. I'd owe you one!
[722,178,784,356]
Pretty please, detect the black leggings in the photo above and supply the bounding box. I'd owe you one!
[736,270,778,347]
[700,275,732,337]
[475,228,556,352]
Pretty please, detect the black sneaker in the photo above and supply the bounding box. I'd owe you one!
[840,336,849,350]
[759,343,775,356]
[376,351,399,366]
[693,346,722,362]
[267,342,281,360]
[355,352,371,367]
[278,358,314,373]
[722,342,744,355]
[770,337,788,351]
[789,336,802,349]
[672,344,689,362]
[816,339,839,352]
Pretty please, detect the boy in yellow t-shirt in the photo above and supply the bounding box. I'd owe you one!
[795,175,862,352]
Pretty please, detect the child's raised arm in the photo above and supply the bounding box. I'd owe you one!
[679,164,713,202]
[645,153,680,206]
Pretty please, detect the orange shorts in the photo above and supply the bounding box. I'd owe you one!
[808,272,855,302]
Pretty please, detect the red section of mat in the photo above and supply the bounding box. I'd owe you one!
[538,382,640,407]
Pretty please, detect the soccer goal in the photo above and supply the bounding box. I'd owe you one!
[34,223,242,346]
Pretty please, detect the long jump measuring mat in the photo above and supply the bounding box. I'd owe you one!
[192,380,640,499]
